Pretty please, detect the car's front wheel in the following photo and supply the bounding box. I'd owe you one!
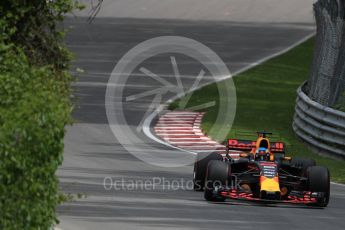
[204,160,229,202]
[308,166,330,207]
[193,152,223,191]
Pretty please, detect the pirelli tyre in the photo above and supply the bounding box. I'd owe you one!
[291,157,316,176]
[307,166,330,207]
[204,160,229,202]
[193,152,223,191]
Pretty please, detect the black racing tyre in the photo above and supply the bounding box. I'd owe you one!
[291,157,316,176]
[307,166,330,207]
[193,152,223,191]
[204,160,229,202]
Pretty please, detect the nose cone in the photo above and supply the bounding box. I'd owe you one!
[260,176,280,194]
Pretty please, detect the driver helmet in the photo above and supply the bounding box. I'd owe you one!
[256,147,269,161]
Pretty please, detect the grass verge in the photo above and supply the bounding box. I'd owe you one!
[170,38,345,184]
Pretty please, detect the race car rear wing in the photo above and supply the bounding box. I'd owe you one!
[227,139,286,153]
[227,139,255,151]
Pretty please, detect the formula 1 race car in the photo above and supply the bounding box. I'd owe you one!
[193,132,330,207]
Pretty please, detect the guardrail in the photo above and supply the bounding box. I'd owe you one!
[293,82,345,160]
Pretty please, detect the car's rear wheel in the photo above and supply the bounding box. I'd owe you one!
[307,166,330,207]
[204,160,229,202]
[193,152,223,191]
[291,157,316,176]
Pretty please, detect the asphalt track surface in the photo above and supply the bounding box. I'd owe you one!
[57,16,345,230]
[77,0,316,23]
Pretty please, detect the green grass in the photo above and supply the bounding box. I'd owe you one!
[170,38,345,183]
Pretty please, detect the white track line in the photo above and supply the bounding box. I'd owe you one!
[157,134,202,137]
[331,182,345,187]
[155,125,195,127]
[154,128,194,131]
[155,130,197,133]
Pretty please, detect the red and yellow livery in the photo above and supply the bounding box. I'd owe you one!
[193,132,331,207]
